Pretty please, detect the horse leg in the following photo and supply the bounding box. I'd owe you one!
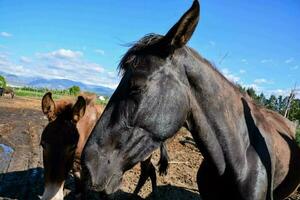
[148,160,157,193]
[158,143,169,176]
[197,160,226,200]
[198,158,272,200]
[133,156,157,195]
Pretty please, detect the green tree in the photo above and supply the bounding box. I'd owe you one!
[69,85,80,96]
[276,95,287,115]
[0,75,7,88]
[237,84,246,93]
[258,93,267,106]
[246,87,262,104]
[288,99,300,121]
[266,95,277,111]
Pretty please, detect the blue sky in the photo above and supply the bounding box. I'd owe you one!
[0,0,299,96]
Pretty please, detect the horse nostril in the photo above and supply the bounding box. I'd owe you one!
[107,160,110,165]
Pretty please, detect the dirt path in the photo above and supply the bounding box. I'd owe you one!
[0,97,45,199]
[0,96,299,200]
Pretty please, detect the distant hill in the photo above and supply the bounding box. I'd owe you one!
[27,78,86,89]
[0,71,115,96]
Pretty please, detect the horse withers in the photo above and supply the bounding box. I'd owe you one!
[40,92,169,200]
[81,0,300,199]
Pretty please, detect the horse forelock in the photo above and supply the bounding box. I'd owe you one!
[118,34,164,76]
[54,100,74,119]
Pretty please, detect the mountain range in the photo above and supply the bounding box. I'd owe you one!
[0,71,115,96]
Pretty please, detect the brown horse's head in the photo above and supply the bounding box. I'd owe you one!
[40,92,86,200]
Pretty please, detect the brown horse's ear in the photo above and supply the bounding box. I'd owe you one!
[72,96,86,123]
[162,0,200,51]
[41,92,56,121]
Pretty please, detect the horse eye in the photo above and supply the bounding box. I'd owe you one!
[130,87,141,95]
[129,84,144,95]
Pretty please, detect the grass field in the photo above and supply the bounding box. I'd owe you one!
[14,88,108,105]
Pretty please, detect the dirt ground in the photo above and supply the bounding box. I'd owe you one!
[0,96,299,200]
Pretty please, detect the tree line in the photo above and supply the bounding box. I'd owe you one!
[238,85,300,122]
[1,75,81,96]
[17,85,81,96]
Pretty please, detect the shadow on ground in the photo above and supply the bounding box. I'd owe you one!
[109,185,200,200]
[0,168,200,200]
[0,168,44,200]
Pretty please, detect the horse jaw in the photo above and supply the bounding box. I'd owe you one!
[41,182,64,200]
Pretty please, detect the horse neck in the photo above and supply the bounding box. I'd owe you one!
[184,48,248,175]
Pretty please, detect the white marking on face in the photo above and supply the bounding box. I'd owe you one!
[41,182,64,200]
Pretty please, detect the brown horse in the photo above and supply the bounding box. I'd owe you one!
[40,92,99,200]
[0,88,14,98]
[40,92,169,199]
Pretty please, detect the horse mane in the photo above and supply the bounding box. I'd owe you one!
[118,33,164,75]
[54,99,74,119]
[118,33,249,101]
[186,47,249,97]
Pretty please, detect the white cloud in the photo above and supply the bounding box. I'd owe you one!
[291,65,299,70]
[0,55,30,76]
[209,41,216,47]
[221,68,240,83]
[0,32,12,37]
[0,53,8,60]
[243,83,262,92]
[95,49,105,55]
[285,57,294,64]
[254,79,267,84]
[241,59,248,64]
[19,56,31,63]
[218,66,295,98]
[261,59,272,64]
[0,49,119,89]
[39,49,83,60]
[239,69,246,74]
[253,78,273,84]
[264,89,291,97]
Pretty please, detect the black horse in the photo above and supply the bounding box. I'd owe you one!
[82,1,300,199]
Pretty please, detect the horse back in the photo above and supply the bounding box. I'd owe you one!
[246,99,300,199]
[246,99,296,139]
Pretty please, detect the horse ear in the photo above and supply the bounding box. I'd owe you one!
[163,0,200,51]
[72,96,86,123]
[42,92,56,121]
